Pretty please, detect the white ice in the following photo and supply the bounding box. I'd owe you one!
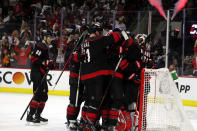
[0,92,197,131]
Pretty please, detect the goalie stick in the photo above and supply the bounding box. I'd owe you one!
[51,30,88,91]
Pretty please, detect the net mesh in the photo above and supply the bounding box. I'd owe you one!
[138,68,194,131]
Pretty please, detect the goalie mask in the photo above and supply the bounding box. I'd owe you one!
[135,34,147,47]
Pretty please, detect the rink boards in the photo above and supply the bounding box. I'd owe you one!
[0,68,70,96]
[0,67,197,107]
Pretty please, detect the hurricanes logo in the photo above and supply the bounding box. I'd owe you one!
[12,72,25,84]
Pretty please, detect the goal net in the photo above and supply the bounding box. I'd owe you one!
[138,68,194,131]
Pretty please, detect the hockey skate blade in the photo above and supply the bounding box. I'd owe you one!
[25,121,41,126]
[40,121,48,125]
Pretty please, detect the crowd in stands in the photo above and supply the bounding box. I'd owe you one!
[0,0,196,76]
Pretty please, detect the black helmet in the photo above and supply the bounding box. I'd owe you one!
[113,28,121,33]
[88,22,103,34]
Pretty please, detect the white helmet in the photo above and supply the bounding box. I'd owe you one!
[135,34,147,46]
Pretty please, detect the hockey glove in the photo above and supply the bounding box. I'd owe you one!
[77,53,86,62]
[127,73,141,84]
[119,59,141,73]
[73,52,86,63]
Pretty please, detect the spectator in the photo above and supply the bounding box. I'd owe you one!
[35,28,42,42]
[0,0,152,70]
[11,30,20,44]
[151,39,163,61]
[57,30,68,50]
[14,39,31,68]
[2,32,12,43]
[184,64,193,76]
[13,1,23,17]
[64,34,75,63]
[1,48,10,67]
[1,36,11,52]
[20,21,32,38]
[115,16,126,30]
[156,55,165,69]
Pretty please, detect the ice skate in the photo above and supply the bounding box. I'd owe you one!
[66,120,79,131]
[35,115,48,125]
[26,114,40,126]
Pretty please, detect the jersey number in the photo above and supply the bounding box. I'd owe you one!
[85,48,91,63]
[35,50,42,56]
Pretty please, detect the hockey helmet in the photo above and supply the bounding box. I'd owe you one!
[135,34,147,46]
[88,22,103,34]
[113,28,121,33]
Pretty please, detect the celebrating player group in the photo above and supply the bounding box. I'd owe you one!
[65,23,154,131]
[23,22,154,131]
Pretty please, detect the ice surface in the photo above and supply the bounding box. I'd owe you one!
[0,92,196,131]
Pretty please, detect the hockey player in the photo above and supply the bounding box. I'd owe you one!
[135,34,155,69]
[122,33,155,131]
[26,31,55,125]
[107,34,141,131]
[66,53,85,130]
[73,24,126,130]
[66,30,88,130]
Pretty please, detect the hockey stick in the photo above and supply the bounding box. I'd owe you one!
[75,62,82,107]
[98,56,123,110]
[97,31,130,110]
[51,30,88,91]
[20,71,49,120]
[20,88,38,120]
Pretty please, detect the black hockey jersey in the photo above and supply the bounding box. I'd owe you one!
[139,46,155,69]
[74,32,123,80]
[31,41,50,74]
[69,57,80,85]
[119,38,142,77]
